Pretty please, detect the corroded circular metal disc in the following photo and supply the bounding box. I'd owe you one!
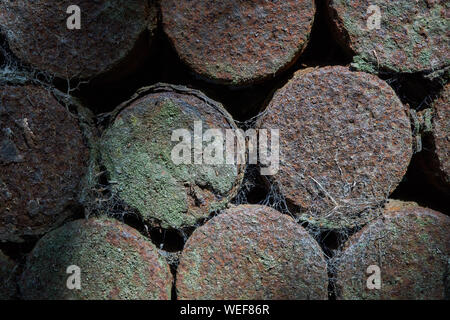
[0,85,88,242]
[416,84,449,194]
[0,0,157,79]
[0,251,16,300]
[99,84,245,229]
[161,0,316,85]
[20,218,173,300]
[334,207,450,300]
[328,0,450,73]
[257,66,413,229]
[176,205,328,300]
[384,199,419,213]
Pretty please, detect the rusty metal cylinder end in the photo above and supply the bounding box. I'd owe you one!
[19,217,173,300]
[161,0,316,86]
[0,250,16,300]
[334,206,450,300]
[98,84,245,230]
[176,204,329,300]
[0,85,89,242]
[0,0,157,80]
[257,66,413,230]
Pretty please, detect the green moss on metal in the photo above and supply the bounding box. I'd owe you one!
[177,205,328,300]
[19,218,173,300]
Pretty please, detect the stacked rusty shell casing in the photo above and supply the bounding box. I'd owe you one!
[176,205,329,300]
[19,218,173,300]
[257,66,413,230]
[0,250,16,300]
[0,0,158,80]
[417,84,450,195]
[0,85,89,242]
[161,0,316,86]
[97,84,245,230]
[334,206,450,300]
[327,0,450,75]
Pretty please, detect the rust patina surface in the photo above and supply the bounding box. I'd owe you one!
[334,206,450,300]
[0,0,157,79]
[418,84,450,194]
[0,85,88,242]
[20,218,173,300]
[176,205,328,300]
[327,0,450,74]
[0,250,16,299]
[257,66,413,229]
[161,0,316,85]
[433,85,450,185]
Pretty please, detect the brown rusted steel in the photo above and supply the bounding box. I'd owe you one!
[334,206,450,300]
[0,0,157,80]
[0,250,16,299]
[161,0,316,86]
[98,84,245,230]
[176,204,328,300]
[0,85,89,242]
[257,66,413,230]
[327,0,450,74]
[384,199,419,213]
[19,217,173,300]
[417,84,449,194]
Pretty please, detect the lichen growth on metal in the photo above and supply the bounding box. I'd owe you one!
[161,0,316,86]
[0,250,17,300]
[176,204,328,300]
[96,84,245,229]
[19,217,173,300]
[257,66,413,230]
